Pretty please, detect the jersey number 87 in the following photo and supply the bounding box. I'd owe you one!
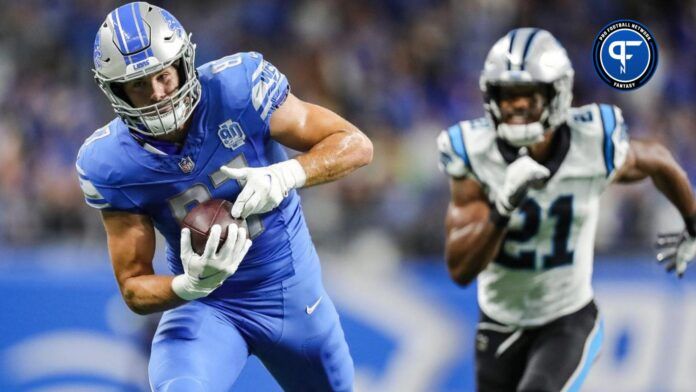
[167,154,264,238]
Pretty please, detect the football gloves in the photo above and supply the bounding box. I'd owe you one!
[221,159,306,219]
[657,225,696,278]
[172,224,252,300]
[495,155,550,217]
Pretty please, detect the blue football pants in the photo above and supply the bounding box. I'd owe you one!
[148,260,354,392]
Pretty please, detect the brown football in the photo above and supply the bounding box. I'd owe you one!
[182,199,246,255]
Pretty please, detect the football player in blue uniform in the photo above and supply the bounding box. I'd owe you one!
[438,28,696,391]
[77,3,372,391]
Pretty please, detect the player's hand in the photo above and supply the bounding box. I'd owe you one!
[172,224,252,300]
[220,159,306,218]
[495,155,550,216]
[656,230,696,278]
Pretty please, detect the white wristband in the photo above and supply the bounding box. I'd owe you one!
[272,159,307,191]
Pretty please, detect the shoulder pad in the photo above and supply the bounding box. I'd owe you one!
[437,117,496,179]
[596,103,629,179]
[198,52,290,124]
[75,121,141,212]
[76,122,118,182]
[243,52,290,122]
[567,103,630,179]
[437,122,471,179]
[197,52,251,110]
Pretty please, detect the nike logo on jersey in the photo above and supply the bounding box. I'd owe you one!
[306,296,323,315]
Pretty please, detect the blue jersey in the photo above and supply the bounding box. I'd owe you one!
[76,52,314,291]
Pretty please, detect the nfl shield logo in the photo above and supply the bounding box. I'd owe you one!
[218,119,246,150]
[178,156,195,173]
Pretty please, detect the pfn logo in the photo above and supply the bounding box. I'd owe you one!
[608,40,642,74]
[593,20,658,90]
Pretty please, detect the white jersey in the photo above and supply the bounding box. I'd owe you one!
[438,103,630,327]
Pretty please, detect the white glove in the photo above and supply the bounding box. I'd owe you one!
[172,224,252,300]
[220,159,307,219]
[495,155,550,217]
[497,122,546,147]
[657,231,696,278]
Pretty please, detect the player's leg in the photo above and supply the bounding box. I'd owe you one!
[254,259,354,392]
[517,301,603,392]
[475,312,532,392]
[149,301,250,392]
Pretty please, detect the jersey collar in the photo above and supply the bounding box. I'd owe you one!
[117,87,209,174]
[496,123,571,179]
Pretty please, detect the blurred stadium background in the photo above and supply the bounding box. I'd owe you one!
[0,0,695,391]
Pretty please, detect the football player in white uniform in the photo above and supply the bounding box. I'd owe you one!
[437,28,696,391]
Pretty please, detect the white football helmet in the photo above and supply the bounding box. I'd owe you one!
[93,2,201,137]
[480,28,574,147]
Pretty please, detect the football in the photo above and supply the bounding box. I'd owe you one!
[182,199,247,255]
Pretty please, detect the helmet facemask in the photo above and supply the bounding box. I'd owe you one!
[94,35,201,137]
[93,2,202,138]
[484,77,571,147]
[485,82,551,147]
[479,28,574,147]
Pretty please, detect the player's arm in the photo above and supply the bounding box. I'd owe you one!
[445,178,507,286]
[221,92,373,218]
[268,93,373,187]
[614,139,696,275]
[614,139,696,217]
[437,128,549,286]
[101,211,184,315]
[102,210,252,314]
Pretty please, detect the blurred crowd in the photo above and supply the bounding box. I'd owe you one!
[0,0,694,261]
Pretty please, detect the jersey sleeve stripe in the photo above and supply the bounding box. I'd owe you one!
[85,199,112,209]
[251,60,289,121]
[251,56,265,80]
[75,163,86,176]
[447,123,471,169]
[599,104,616,177]
[261,75,284,119]
[84,196,109,204]
[252,60,287,120]
[78,177,106,200]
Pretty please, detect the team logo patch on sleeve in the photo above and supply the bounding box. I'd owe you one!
[592,20,658,90]
[217,119,246,150]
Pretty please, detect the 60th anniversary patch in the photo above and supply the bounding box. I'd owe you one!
[593,20,658,90]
